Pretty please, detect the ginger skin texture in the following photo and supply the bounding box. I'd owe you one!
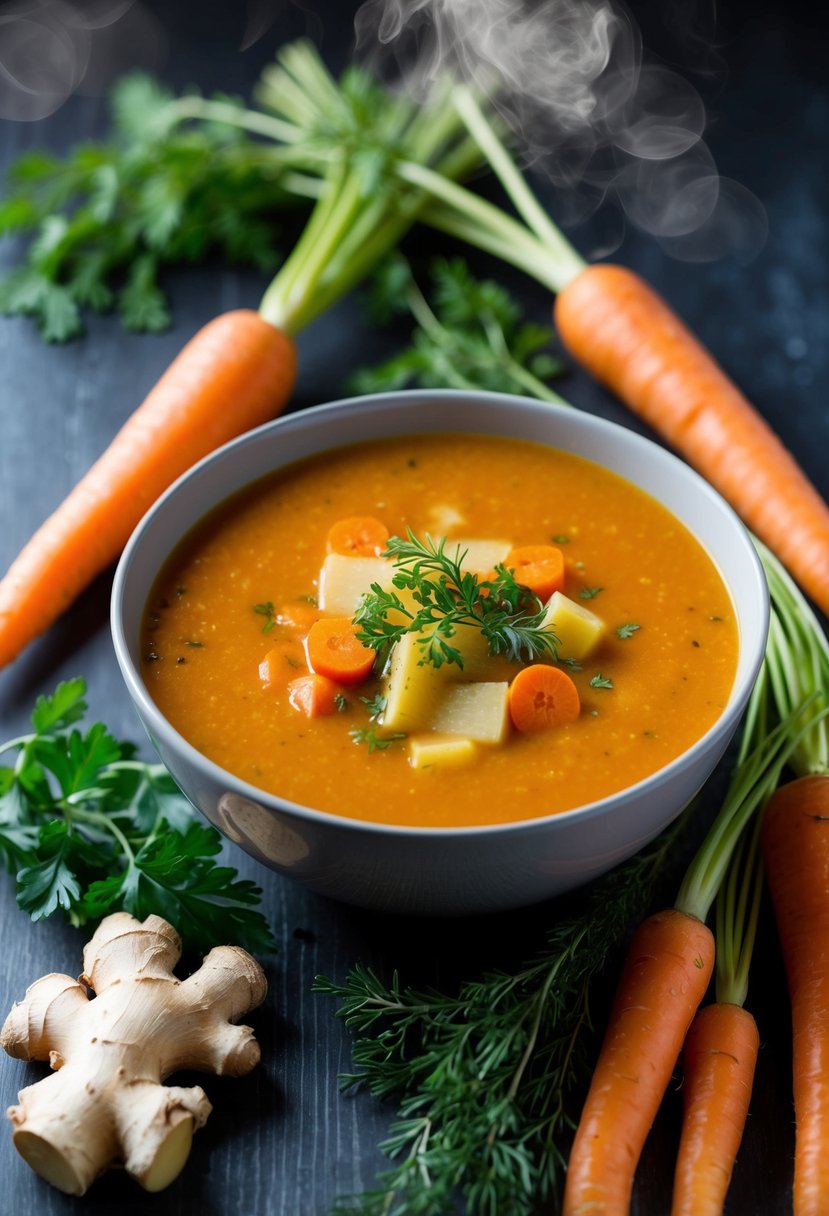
[0,911,267,1195]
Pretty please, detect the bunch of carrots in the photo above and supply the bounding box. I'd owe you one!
[562,542,829,1215]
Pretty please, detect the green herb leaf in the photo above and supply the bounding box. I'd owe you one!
[589,673,614,690]
[579,587,603,600]
[317,818,688,1214]
[355,531,558,669]
[254,601,277,634]
[117,255,170,333]
[353,256,564,401]
[82,821,275,955]
[0,72,292,341]
[17,821,84,920]
[30,677,88,733]
[359,693,388,722]
[0,680,275,953]
[349,728,407,754]
[616,623,641,639]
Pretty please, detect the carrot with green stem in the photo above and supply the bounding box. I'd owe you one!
[762,775,829,1216]
[671,817,762,1216]
[405,86,829,618]
[564,698,826,1214]
[0,44,484,671]
[751,542,829,1216]
[563,544,829,1214]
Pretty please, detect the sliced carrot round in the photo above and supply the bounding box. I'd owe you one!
[326,516,389,558]
[504,544,565,602]
[258,639,307,689]
[508,664,580,733]
[287,673,342,717]
[306,616,376,684]
[275,600,321,633]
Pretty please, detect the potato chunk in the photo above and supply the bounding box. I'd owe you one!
[444,538,511,573]
[429,503,465,534]
[408,735,477,770]
[430,682,510,744]
[540,591,605,661]
[383,632,448,732]
[319,553,393,616]
[383,625,514,732]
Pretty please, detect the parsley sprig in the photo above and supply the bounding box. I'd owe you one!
[0,75,300,341]
[352,255,566,402]
[0,679,275,953]
[349,727,407,754]
[354,531,559,669]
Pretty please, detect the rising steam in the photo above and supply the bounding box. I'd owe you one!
[354,0,767,262]
[0,0,165,121]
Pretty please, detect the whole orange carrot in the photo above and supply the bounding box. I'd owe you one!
[670,804,765,1216]
[423,92,829,617]
[554,264,829,617]
[0,311,295,670]
[563,689,796,1216]
[0,45,484,670]
[671,1002,760,1216]
[562,908,715,1216]
[762,774,829,1216]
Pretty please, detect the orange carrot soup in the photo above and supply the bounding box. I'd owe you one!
[141,433,738,828]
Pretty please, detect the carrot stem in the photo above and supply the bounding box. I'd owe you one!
[677,704,826,923]
[714,814,763,1007]
[451,85,585,275]
[404,165,570,292]
[675,536,829,924]
[254,54,487,336]
[755,539,829,775]
[169,95,305,148]
[403,271,567,403]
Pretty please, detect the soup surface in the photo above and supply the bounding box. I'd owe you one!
[141,433,738,828]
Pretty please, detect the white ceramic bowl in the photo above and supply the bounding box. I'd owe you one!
[111,390,768,915]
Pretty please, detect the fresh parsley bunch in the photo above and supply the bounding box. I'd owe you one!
[0,74,294,341]
[0,678,275,953]
[351,255,565,402]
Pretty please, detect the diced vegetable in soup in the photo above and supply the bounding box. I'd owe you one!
[141,433,738,828]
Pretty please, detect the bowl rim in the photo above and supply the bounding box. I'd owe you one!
[111,387,770,840]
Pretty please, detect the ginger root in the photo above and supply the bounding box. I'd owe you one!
[1,911,267,1195]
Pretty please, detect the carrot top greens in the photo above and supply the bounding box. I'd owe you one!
[351,255,565,402]
[0,42,486,342]
[315,817,686,1216]
[354,530,559,670]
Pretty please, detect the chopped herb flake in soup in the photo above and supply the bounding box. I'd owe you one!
[141,433,738,828]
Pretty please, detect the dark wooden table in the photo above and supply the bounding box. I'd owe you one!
[1,2,827,1212]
